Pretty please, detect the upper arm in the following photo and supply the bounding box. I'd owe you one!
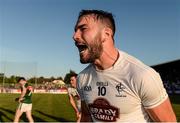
[20,85,27,98]
[137,69,176,121]
[139,69,168,108]
[68,94,74,103]
[146,98,176,122]
[22,85,27,94]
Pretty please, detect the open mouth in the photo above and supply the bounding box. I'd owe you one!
[75,43,88,53]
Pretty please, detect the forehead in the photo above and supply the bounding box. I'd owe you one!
[70,76,76,80]
[75,15,99,28]
[79,15,96,22]
[19,79,24,82]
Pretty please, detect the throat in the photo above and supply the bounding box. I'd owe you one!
[93,49,119,70]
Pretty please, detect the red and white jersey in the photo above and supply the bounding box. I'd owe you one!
[68,87,80,100]
[77,50,168,122]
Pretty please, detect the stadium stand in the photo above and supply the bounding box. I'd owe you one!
[151,59,180,94]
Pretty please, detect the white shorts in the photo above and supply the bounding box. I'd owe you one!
[17,103,32,112]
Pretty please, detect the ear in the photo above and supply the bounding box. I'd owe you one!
[102,27,113,39]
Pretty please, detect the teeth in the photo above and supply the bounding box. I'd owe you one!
[80,47,88,54]
[80,50,84,53]
[76,42,87,54]
[80,49,86,53]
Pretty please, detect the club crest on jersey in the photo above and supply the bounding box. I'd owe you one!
[115,83,126,97]
[88,98,119,122]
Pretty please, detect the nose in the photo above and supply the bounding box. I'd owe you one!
[73,30,81,42]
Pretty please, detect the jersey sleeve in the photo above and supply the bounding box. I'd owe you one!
[139,68,168,109]
[67,87,71,95]
[27,86,33,91]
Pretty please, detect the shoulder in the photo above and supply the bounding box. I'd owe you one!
[80,64,94,74]
[130,61,161,88]
[77,64,94,89]
[141,67,163,86]
[25,83,33,91]
[67,87,74,92]
[78,64,94,79]
[67,87,72,93]
[120,50,162,87]
[120,50,157,76]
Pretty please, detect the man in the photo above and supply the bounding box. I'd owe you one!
[73,9,176,122]
[14,77,34,123]
[67,73,81,122]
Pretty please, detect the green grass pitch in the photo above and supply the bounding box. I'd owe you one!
[0,93,76,122]
[0,93,179,122]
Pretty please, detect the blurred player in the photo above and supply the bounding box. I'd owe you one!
[67,73,81,122]
[73,9,176,122]
[14,77,34,123]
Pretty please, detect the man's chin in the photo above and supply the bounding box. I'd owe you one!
[79,53,89,64]
[79,52,94,64]
[80,56,92,64]
[80,59,89,64]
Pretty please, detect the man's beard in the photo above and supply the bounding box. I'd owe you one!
[80,37,103,64]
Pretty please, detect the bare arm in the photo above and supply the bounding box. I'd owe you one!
[80,100,93,122]
[69,94,80,114]
[19,85,26,102]
[146,98,176,122]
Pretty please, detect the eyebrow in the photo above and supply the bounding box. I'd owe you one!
[74,24,87,32]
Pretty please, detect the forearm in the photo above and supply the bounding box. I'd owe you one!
[146,98,177,122]
[70,99,79,113]
[69,94,80,113]
[148,109,176,122]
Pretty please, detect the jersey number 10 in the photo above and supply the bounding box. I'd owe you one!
[98,86,106,96]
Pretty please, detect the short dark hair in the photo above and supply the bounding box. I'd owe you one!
[78,9,116,36]
[18,77,26,82]
[70,73,78,78]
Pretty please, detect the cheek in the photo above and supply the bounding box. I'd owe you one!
[82,34,91,44]
[83,31,96,41]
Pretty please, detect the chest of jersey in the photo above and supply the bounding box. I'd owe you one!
[81,71,149,122]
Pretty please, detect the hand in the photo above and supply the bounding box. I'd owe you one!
[15,98,19,102]
[76,112,81,123]
[18,98,24,103]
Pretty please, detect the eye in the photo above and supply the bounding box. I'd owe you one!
[80,27,87,31]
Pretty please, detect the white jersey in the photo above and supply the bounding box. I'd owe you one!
[77,50,168,122]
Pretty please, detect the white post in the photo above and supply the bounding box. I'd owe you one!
[2,61,6,93]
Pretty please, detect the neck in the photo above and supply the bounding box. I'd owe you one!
[94,48,119,70]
